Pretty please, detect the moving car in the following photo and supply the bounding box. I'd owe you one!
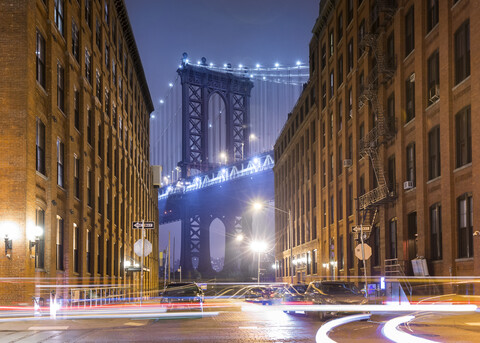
[304,281,367,319]
[281,284,308,304]
[159,282,204,306]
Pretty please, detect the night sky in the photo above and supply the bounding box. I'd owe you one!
[124,0,320,264]
[124,0,320,111]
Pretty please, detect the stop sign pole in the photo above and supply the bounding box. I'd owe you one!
[140,219,145,306]
[359,224,368,300]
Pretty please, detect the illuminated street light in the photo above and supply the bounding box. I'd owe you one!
[220,152,227,165]
[253,201,293,284]
[250,240,267,285]
[235,233,244,242]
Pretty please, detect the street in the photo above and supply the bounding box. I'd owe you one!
[1,298,480,342]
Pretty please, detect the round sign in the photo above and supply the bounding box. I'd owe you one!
[355,243,372,260]
[134,239,152,257]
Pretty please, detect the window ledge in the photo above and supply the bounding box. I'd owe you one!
[403,117,415,128]
[57,185,67,192]
[426,176,441,185]
[403,49,415,63]
[455,257,473,262]
[425,23,439,39]
[452,75,471,92]
[404,187,416,194]
[36,171,48,181]
[454,162,472,173]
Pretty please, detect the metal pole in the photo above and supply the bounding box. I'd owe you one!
[360,224,368,299]
[168,232,171,283]
[140,219,145,305]
[257,251,261,285]
[289,210,294,284]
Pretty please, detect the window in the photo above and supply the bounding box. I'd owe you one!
[338,144,342,175]
[347,39,353,72]
[36,31,46,88]
[96,70,102,100]
[321,43,326,69]
[348,135,353,160]
[98,122,103,158]
[87,169,93,207]
[457,193,473,258]
[339,235,344,270]
[85,0,91,27]
[105,42,109,68]
[427,50,440,105]
[359,174,365,196]
[338,101,343,132]
[323,200,326,227]
[85,49,91,84]
[347,0,353,24]
[57,63,65,112]
[406,143,416,187]
[329,29,334,56]
[337,13,343,42]
[74,155,80,198]
[387,93,395,133]
[348,88,353,118]
[105,1,109,23]
[330,153,334,181]
[87,109,93,145]
[74,90,80,130]
[56,139,64,187]
[455,106,471,168]
[322,160,326,187]
[329,70,334,97]
[330,195,334,224]
[73,223,79,273]
[72,21,79,61]
[338,189,343,220]
[454,20,470,84]
[373,225,380,266]
[358,19,365,58]
[112,60,116,84]
[427,0,439,33]
[387,155,396,193]
[428,126,440,180]
[405,76,415,122]
[36,118,46,175]
[54,0,64,36]
[386,32,395,69]
[312,249,317,274]
[405,6,414,56]
[389,218,397,259]
[337,55,343,86]
[87,229,92,274]
[56,216,64,270]
[35,208,45,269]
[322,82,326,108]
[347,183,353,216]
[96,19,101,49]
[430,203,442,260]
[98,178,103,214]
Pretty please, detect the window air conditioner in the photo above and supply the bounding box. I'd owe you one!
[403,181,414,190]
[343,159,352,168]
[409,73,415,82]
[429,85,440,102]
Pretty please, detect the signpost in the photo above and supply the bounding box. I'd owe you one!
[353,225,371,298]
[132,220,155,305]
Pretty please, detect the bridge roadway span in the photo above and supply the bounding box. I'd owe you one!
[158,153,274,279]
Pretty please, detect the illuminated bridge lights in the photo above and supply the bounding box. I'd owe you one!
[158,152,274,200]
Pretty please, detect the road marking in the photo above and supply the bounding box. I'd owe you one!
[125,322,146,326]
[28,326,69,330]
[238,326,259,329]
[465,322,480,326]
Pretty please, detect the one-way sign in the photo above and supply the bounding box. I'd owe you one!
[132,221,155,229]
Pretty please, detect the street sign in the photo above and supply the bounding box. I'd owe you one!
[355,243,372,260]
[134,239,152,257]
[352,225,371,233]
[132,221,155,229]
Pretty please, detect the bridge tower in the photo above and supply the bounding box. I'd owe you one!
[177,54,254,178]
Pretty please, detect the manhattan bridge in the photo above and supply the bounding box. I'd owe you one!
[150,54,309,279]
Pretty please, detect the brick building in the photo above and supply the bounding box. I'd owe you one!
[0,0,158,305]
[274,0,480,287]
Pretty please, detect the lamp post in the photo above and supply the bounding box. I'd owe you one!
[250,241,267,284]
[253,202,294,284]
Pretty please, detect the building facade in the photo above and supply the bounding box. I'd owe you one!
[0,0,159,305]
[274,0,480,287]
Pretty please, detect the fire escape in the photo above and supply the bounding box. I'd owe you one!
[357,0,397,229]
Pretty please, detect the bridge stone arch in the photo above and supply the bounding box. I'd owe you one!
[177,57,254,177]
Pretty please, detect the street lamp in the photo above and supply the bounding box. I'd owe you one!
[253,201,294,284]
[250,240,267,284]
[235,233,244,242]
[220,152,227,165]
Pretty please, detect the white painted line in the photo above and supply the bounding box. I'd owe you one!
[28,326,69,330]
[465,322,480,326]
[239,326,259,330]
[315,314,371,343]
[382,315,439,343]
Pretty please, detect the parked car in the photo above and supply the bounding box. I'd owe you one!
[304,281,367,319]
[244,286,267,301]
[159,282,204,306]
[281,284,308,304]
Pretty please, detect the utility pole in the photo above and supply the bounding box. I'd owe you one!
[168,232,171,283]
[289,210,293,284]
[140,219,145,306]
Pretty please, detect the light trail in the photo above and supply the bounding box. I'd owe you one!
[382,315,440,343]
[315,314,371,343]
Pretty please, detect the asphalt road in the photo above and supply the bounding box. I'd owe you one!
[1,300,480,342]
